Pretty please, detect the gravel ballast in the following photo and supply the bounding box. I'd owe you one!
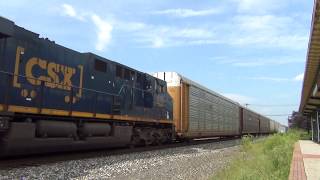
[0,140,240,180]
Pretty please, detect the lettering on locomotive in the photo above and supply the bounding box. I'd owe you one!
[13,46,84,104]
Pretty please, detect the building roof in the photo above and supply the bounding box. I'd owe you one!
[299,0,320,114]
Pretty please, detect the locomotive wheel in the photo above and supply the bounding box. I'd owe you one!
[151,132,161,145]
[144,135,153,146]
[130,134,142,147]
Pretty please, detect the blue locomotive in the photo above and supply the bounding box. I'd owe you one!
[0,17,173,156]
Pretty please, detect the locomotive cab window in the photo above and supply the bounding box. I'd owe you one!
[130,71,135,81]
[160,85,166,93]
[137,73,143,83]
[146,80,152,90]
[94,59,107,72]
[124,68,130,80]
[136,73,144,88]
[116,65,123,78]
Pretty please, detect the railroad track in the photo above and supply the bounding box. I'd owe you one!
[0,136,241,170]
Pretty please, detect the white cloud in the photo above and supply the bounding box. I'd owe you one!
[294,73,304,81]
[214,56,304,67]
[129,25,216,48]
[59,3,307,50]
[91,14,113,51]
[152,37,164,48]
[249,77,291,82]
[174,28,212,38]
[235,15,290,32]
[234,0,284,14]
[62,4,76,17]
[153,8,222,18]
[231,35,307,50]
[121,22,146,31]
[60,4,112,51]
[229,15,308,49]
[247,74,305,82]
[222,93,255,105]
[61,4,85,21]
[232,58,304,67]
[127,13,307,49]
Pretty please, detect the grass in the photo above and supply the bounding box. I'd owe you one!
[212,130,310,180]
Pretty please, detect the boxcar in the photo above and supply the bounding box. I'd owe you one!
[153,72,240,138]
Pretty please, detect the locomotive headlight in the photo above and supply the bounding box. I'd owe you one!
[0,118,9,130]
[0,120,4,128]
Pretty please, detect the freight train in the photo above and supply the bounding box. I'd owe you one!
[152,72,282,139]
[0,17,283,156]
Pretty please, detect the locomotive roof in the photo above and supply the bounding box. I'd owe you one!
[1,17,165,84]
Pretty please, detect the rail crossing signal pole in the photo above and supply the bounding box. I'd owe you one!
[316,110,320,142]
[311,115,314,141]
[312,111,320,143]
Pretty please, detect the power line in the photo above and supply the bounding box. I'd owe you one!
[264,114,291,117]
[243,104,296,117]
[245,104,298,107]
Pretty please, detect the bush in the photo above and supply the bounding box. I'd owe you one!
[241,134,254,152]
[212,130,309,180]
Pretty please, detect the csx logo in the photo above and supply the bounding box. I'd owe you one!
[25,57,76,90]
[13,46,84,103]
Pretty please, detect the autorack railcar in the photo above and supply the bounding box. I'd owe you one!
[153,72,278,139]
[259,116,271,134]
[152,72,241,139]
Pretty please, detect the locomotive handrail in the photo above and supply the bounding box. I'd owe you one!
[0,69,155,115]
[0,70,118,97]
[0,70,150,97]
[117,84,153,95]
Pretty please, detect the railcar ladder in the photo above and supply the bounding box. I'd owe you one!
[112,96,121,114]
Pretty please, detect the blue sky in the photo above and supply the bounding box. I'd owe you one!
[0,0,314,125]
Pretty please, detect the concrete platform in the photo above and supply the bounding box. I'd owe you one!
[289,140,320,180]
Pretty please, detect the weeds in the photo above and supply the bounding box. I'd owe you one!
[212,129,309,180]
